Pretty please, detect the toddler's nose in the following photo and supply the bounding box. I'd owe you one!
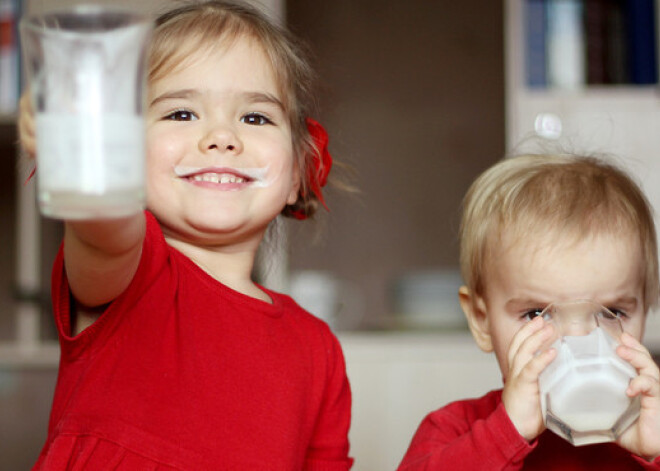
[563,321,592,337]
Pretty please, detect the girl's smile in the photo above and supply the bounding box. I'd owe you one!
[173,165,271,188]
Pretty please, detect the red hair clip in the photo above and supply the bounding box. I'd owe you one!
[291,118,333,219]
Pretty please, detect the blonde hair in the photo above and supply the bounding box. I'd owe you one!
[459,154,659,310]
[150,0,323,218]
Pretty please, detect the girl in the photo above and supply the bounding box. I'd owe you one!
[20,1,353,469]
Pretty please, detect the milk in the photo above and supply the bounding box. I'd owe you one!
[36,113,145,218]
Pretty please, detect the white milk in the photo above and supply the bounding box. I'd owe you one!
[36,112,145,218]
[539,327,639,444]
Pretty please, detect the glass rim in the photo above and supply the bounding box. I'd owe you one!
[540,299,624,334]
[20,5,150,36]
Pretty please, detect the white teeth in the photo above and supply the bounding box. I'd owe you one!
[191,172,245,184]
[174,166,269,185]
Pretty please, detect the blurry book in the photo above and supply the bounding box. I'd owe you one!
[0,0,18,114]
[585,0,607,84]
[526,0,547,87]
[625,0,657,84]
[546,0,586,89]
[604,0,628,84]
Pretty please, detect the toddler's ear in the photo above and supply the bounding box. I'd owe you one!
[459,286,493,353]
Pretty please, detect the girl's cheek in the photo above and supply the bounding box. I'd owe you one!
[265,160,297,187]
[146,132,180,161]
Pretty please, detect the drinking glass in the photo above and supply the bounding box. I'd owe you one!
[20,6,152,219]
[538,300,640,446]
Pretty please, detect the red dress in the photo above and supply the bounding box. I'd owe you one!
[398,389,660,470]
[32,211,353,470]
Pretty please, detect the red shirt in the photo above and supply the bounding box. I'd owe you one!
[398,389,660,470]
[33,211,353,470]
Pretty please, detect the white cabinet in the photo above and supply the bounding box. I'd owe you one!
[340,332,501,471]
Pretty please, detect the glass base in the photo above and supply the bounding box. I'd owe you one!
[39,189,144,220]
[545,395,640,446]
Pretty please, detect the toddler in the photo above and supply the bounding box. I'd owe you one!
[19,1,353,469]
[398,154,660,470]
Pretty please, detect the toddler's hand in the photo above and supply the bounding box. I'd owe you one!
[616,333,660,462]
[501,316,557,442]
[17,92,36,160]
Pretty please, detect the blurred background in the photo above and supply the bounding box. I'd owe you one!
[2,0,660,469]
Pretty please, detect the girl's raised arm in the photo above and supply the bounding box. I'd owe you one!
[63,215,145,310]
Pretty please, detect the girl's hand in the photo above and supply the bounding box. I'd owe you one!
[501,316,557,442]
[18,92,36,159]
[616,333,660,462]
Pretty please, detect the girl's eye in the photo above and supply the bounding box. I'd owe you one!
[522,308,545,321]
[241,113,272,126]
[164,109,197,121]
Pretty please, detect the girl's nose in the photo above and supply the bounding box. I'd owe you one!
[198,125,243,154]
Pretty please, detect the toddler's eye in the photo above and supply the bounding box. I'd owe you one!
[522,308,545,321]
[164,109,197,121]
[241,113,272,126]
[607,308,628,319]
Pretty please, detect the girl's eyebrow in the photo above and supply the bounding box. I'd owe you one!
[150,89,199,107]
[149,89,284,111]
[243,91,285,111]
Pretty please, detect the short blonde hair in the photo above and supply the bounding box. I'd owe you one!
[150,0,324,218]
[459,154,659,311]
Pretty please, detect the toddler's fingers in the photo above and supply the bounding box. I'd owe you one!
[618,334,659,380]
[620,332,648,351]
[509,320,555,378]
[627,373,660,399]
[508,317,545,365]
[520,347,557,383]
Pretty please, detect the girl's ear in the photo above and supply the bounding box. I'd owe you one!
[459,286,493,353]
[287,160,302,206]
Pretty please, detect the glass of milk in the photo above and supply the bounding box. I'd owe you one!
[20,6,152,219]
[538,300,640,446]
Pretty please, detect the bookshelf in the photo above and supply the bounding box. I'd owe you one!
[507,0,660,140]
[506,0,660,145]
